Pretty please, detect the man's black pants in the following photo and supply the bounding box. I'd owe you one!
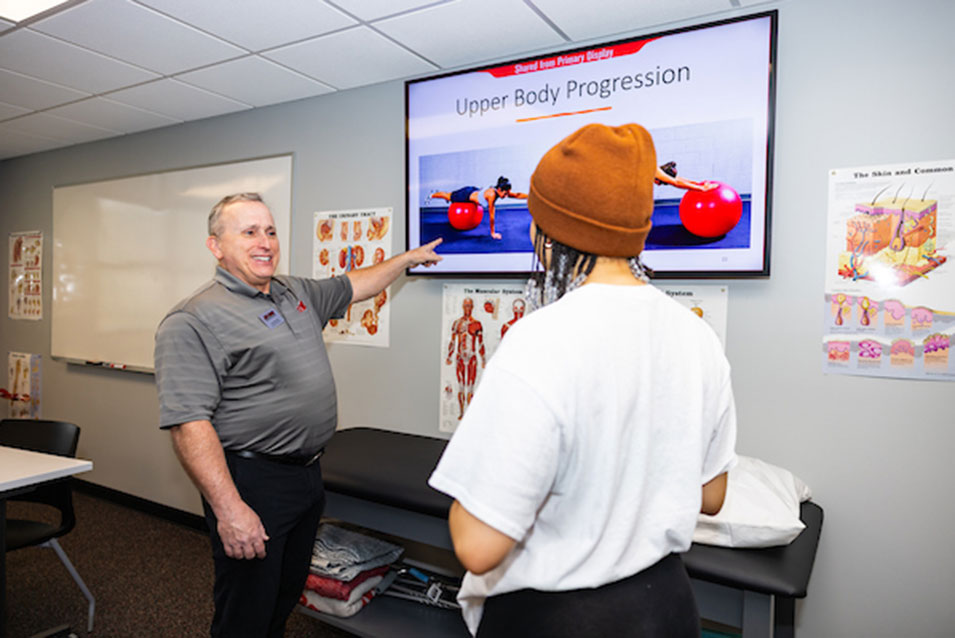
[202,453,325,638]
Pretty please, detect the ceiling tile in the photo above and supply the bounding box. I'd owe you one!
[263,26,437,90]
[137,0,357,51]
[0,100,30,121]
[330,0,450,22]
[0,67,89,110]
[46,96,181,133]
[0,126,61,160]
[105,78,251,121]
[529,0,731,42]
[177,56,333,108]
[0,28,159,93]
[30,0,246,75]
[1,111,121,144]
[375,0,565,69]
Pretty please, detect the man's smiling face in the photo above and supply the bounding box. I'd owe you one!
[206,199,280,294]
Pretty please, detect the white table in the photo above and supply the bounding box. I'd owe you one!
[0,446,92,638]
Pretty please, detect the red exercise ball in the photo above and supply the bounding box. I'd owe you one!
[447,202,484,231]
[678,182,742,238]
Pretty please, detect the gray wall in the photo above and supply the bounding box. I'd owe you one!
[2,0,953,636]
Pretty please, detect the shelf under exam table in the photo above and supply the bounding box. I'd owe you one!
[299,427,822,638]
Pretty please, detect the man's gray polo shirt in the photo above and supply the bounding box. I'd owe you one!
[154,267,352,456]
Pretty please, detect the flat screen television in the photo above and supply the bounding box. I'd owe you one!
[406,11,776,278]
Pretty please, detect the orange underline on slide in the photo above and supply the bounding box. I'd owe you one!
[516,106,613,123]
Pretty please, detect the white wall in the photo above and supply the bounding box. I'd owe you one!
[1,1,953,636]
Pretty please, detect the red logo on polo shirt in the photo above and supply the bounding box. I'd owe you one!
[297,301,307,312]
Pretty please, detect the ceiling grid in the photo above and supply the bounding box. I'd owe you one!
[0,0,764,160]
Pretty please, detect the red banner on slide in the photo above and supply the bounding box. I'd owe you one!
[483,38,659,78]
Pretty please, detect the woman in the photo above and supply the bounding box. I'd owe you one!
[483,176,528,240]
[654,160,717,192]
[429,123,738,637]
[430,176,528,240]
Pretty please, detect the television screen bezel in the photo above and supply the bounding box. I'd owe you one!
[404,10,777,279]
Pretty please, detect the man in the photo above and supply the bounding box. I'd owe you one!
[446,297,485,420]
[154,192,441,637]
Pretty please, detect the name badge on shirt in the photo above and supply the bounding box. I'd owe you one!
[259,308,285,329]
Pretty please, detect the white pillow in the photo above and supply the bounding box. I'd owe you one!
[693,455,811,549]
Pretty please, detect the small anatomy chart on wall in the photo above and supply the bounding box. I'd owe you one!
[8,231,43,320]
[823,160,954,380]
[5,352,41,418]
[439,283,526,433]
[657,284,729,349]
[314,208,393,347]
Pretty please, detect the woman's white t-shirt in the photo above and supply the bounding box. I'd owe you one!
[429,283,737,635]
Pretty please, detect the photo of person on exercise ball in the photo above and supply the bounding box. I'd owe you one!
[430,176,527,240]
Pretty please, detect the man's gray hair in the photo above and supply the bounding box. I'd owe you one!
[208,192,264,236]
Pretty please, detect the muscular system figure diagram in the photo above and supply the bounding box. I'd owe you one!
[447,297,485,419]
[500,298,526,338]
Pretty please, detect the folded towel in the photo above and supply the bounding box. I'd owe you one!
[305,565,390,601]
[310,524,403,581]
[299,574,383,618]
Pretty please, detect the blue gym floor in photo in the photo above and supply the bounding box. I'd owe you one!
[418,197,752,257]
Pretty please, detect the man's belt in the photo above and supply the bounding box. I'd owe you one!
[229,448,324,467]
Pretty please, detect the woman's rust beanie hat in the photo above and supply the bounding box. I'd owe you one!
[528,123,657,257]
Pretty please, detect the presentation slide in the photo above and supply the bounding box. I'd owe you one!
[407,13,775,277]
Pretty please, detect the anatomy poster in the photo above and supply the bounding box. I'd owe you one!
[439,283,527,433]
[9,231,42,320]
[6,352,41,418]
[657,284,729,349]
[314,208,393,347]
[823,160,954,380]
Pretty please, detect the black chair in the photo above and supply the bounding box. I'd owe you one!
[0,419,95,633]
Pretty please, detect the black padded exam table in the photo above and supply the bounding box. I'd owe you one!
[305,427,823,638]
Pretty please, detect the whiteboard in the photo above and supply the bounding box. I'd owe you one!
[52,155,292,372]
